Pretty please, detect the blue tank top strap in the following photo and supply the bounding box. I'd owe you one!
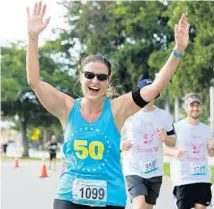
[67,98,81,123]
[104,97,110,110]
[104,97,113,115]
[97,98,113,132]
[64,98,81,143]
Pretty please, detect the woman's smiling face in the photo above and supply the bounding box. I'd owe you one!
[80,62,110,101]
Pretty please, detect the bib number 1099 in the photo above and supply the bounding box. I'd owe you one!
[80,187,105,200]
[73,179,107,206]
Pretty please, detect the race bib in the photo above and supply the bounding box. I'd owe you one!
[190,164,207,176]
[72,179,107,207]
[140,159,158,174]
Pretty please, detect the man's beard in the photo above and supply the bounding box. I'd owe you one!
[191,113,200,120]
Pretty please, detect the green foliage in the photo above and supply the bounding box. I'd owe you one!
[1,43,69,156]
[149,1,214,120]
[57,1,170,93]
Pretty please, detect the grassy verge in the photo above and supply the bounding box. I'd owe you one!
[164,162,214,184]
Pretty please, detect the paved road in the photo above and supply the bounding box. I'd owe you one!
[1,159,213,209]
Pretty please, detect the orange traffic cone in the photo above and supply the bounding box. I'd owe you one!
[40,158,48,178]
[14,157,19,168]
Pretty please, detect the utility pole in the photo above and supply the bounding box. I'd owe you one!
[210,87,214,137]
[174,97,179,122]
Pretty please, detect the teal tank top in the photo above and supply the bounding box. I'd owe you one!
[55,98,126,207]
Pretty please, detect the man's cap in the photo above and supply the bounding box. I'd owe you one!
[137,79,152,88]
[184,93,202,106]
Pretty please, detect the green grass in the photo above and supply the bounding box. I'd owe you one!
[164,162,214,184]
[164,163,171,177]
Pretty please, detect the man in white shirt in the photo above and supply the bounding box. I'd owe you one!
[121,79,176,209]
[165,92,214,209]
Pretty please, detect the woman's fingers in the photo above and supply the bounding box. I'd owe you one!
[44,16,51,26]
[37,1,42,15]
[32,1,46,17]
[33,2,38,15]
[40,3,47,18]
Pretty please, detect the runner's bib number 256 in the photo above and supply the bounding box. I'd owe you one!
[72,179,107,207]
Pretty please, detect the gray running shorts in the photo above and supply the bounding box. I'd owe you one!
[126,175,162,205]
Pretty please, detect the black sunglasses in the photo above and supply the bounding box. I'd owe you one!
[82,71,109,81]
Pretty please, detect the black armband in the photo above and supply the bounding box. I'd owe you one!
[166,129,176,136]
[132,87,148,108]
[166,124,176,136]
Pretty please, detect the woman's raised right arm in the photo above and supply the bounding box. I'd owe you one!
[26,2,74,125]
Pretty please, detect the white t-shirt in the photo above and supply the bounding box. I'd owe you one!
[121,106,174,178]
[170,119,212,186]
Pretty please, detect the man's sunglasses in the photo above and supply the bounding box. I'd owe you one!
[82,71,109,81]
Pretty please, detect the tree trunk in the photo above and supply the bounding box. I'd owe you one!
[42,128,47,150]
[210,87,214,138]
[19,117,29,158]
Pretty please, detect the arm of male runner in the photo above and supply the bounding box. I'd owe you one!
[164,146,186,160]
[112,14,189,131]
[120,140,133,151]
[157,128,176,147]
[26,2,74,128]
[208,138,214,157]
